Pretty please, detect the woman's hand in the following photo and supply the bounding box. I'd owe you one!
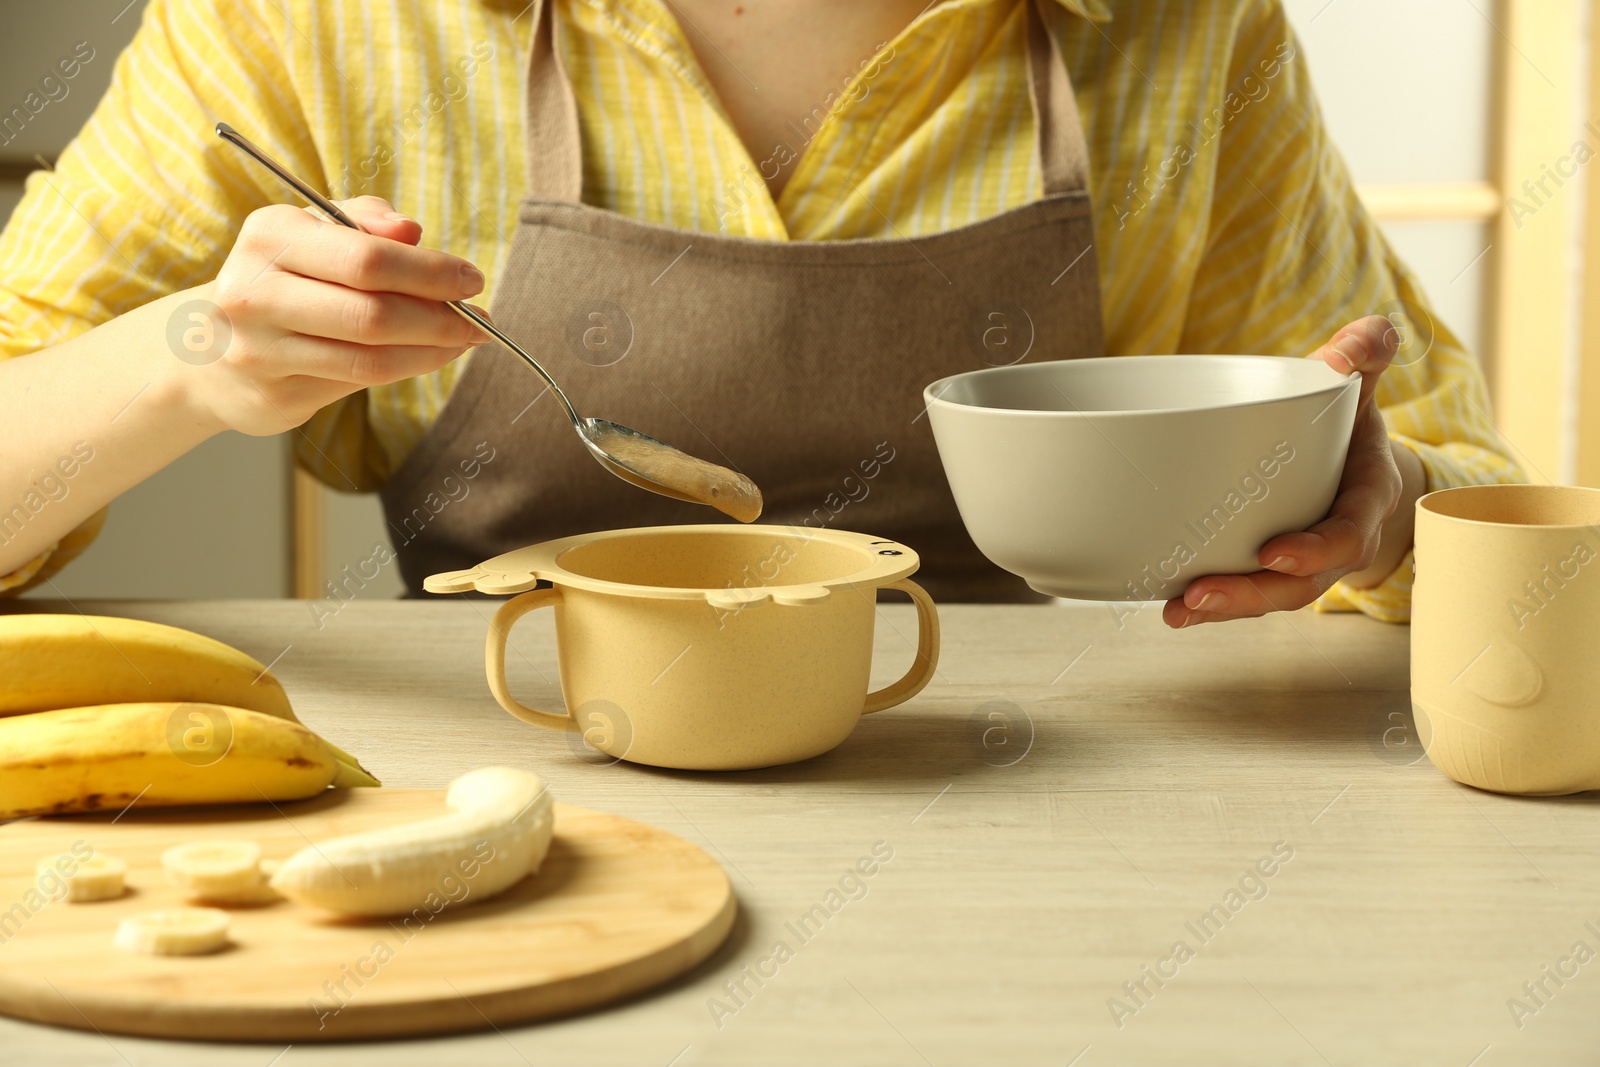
[1162,315,1428,628]
[177,196,491,436]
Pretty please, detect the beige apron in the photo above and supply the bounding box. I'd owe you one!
[379,0,1105,602]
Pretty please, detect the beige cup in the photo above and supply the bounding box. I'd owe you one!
[1412,485,1600,795]
[424,525,940,771]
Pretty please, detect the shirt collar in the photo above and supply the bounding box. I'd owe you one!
[1052,0,1114,22]
[499,0,1114,24]
[906,0,1112,21]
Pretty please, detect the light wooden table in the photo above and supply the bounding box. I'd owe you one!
[3,597,1598,1066]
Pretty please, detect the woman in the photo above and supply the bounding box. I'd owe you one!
[0,0,1519,624]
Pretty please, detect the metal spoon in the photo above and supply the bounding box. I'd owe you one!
[215,122,763,523]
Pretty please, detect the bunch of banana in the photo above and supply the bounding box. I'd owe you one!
[0,614,378,819]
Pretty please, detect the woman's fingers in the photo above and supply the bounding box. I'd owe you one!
[238,201,483,303]
[1256,406,1399,577]
[1260,479,1389,576]
[1170,400,1402,627]
[1311,314,1399,407]
[240,272,489,349]
[334,196,425,246]
[1164,569,1333,627]
[276,230,483,303]
[1163,316,1412,629]
[1168,417,1403,626]
[192,196,495,435]
[267,334,474,389]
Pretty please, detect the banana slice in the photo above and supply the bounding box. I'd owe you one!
[37,854,127,902]
[220,872,283,907]
[162,840,268,902]
[114,907,230,956]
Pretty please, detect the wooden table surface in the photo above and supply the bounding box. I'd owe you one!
[3,597,1598,1066]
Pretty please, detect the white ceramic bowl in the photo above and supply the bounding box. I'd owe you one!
[925,355,1359,601]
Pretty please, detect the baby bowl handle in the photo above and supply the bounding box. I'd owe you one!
[863,579,941,714]
[486,588,578,732]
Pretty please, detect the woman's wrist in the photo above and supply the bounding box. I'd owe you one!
[140,283,236,440]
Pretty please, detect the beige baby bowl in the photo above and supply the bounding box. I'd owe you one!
[424,525,941,771]
[1412,484,1600,795]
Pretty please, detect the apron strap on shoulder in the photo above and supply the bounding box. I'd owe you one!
[524,0,1088,204]
[1027,0,1091,196]
[525,0,585,203]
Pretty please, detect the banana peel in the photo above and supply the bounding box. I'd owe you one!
[0,702,378,820]
[0,613,376,784]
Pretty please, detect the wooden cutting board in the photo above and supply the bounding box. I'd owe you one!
[0,789,736,1042]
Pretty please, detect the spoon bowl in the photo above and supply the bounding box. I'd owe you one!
[579,419,761,521]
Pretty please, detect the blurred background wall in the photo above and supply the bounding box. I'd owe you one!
[1,0,1592,599]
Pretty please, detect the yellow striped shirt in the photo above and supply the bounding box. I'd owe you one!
[0,0,1522,618]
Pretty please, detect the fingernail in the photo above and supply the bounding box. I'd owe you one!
[1195,591,1227,612]
[1265,555,1298,573]
[1330,337,1363,372]
[383,211,412,223]
[459,265,485,295]
[1179,611,1200,628]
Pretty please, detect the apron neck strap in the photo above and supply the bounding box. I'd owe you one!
[1027,0,1090,196]
[522,0,1092,203]
[525,0,584,202]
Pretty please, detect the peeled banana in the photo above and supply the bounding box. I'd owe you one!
[271,766,553,917]
[0,702,379,820]
[114,907,231,956]
[0,614,294,719]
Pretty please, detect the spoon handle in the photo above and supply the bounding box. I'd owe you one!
[214,122,579,423]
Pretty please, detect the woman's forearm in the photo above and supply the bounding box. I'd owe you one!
[1,197,491,582]
[0,286,225,577]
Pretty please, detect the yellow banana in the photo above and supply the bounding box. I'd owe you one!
[0,614,369,773]
[0,614,294,719]
[0,702,379,820]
